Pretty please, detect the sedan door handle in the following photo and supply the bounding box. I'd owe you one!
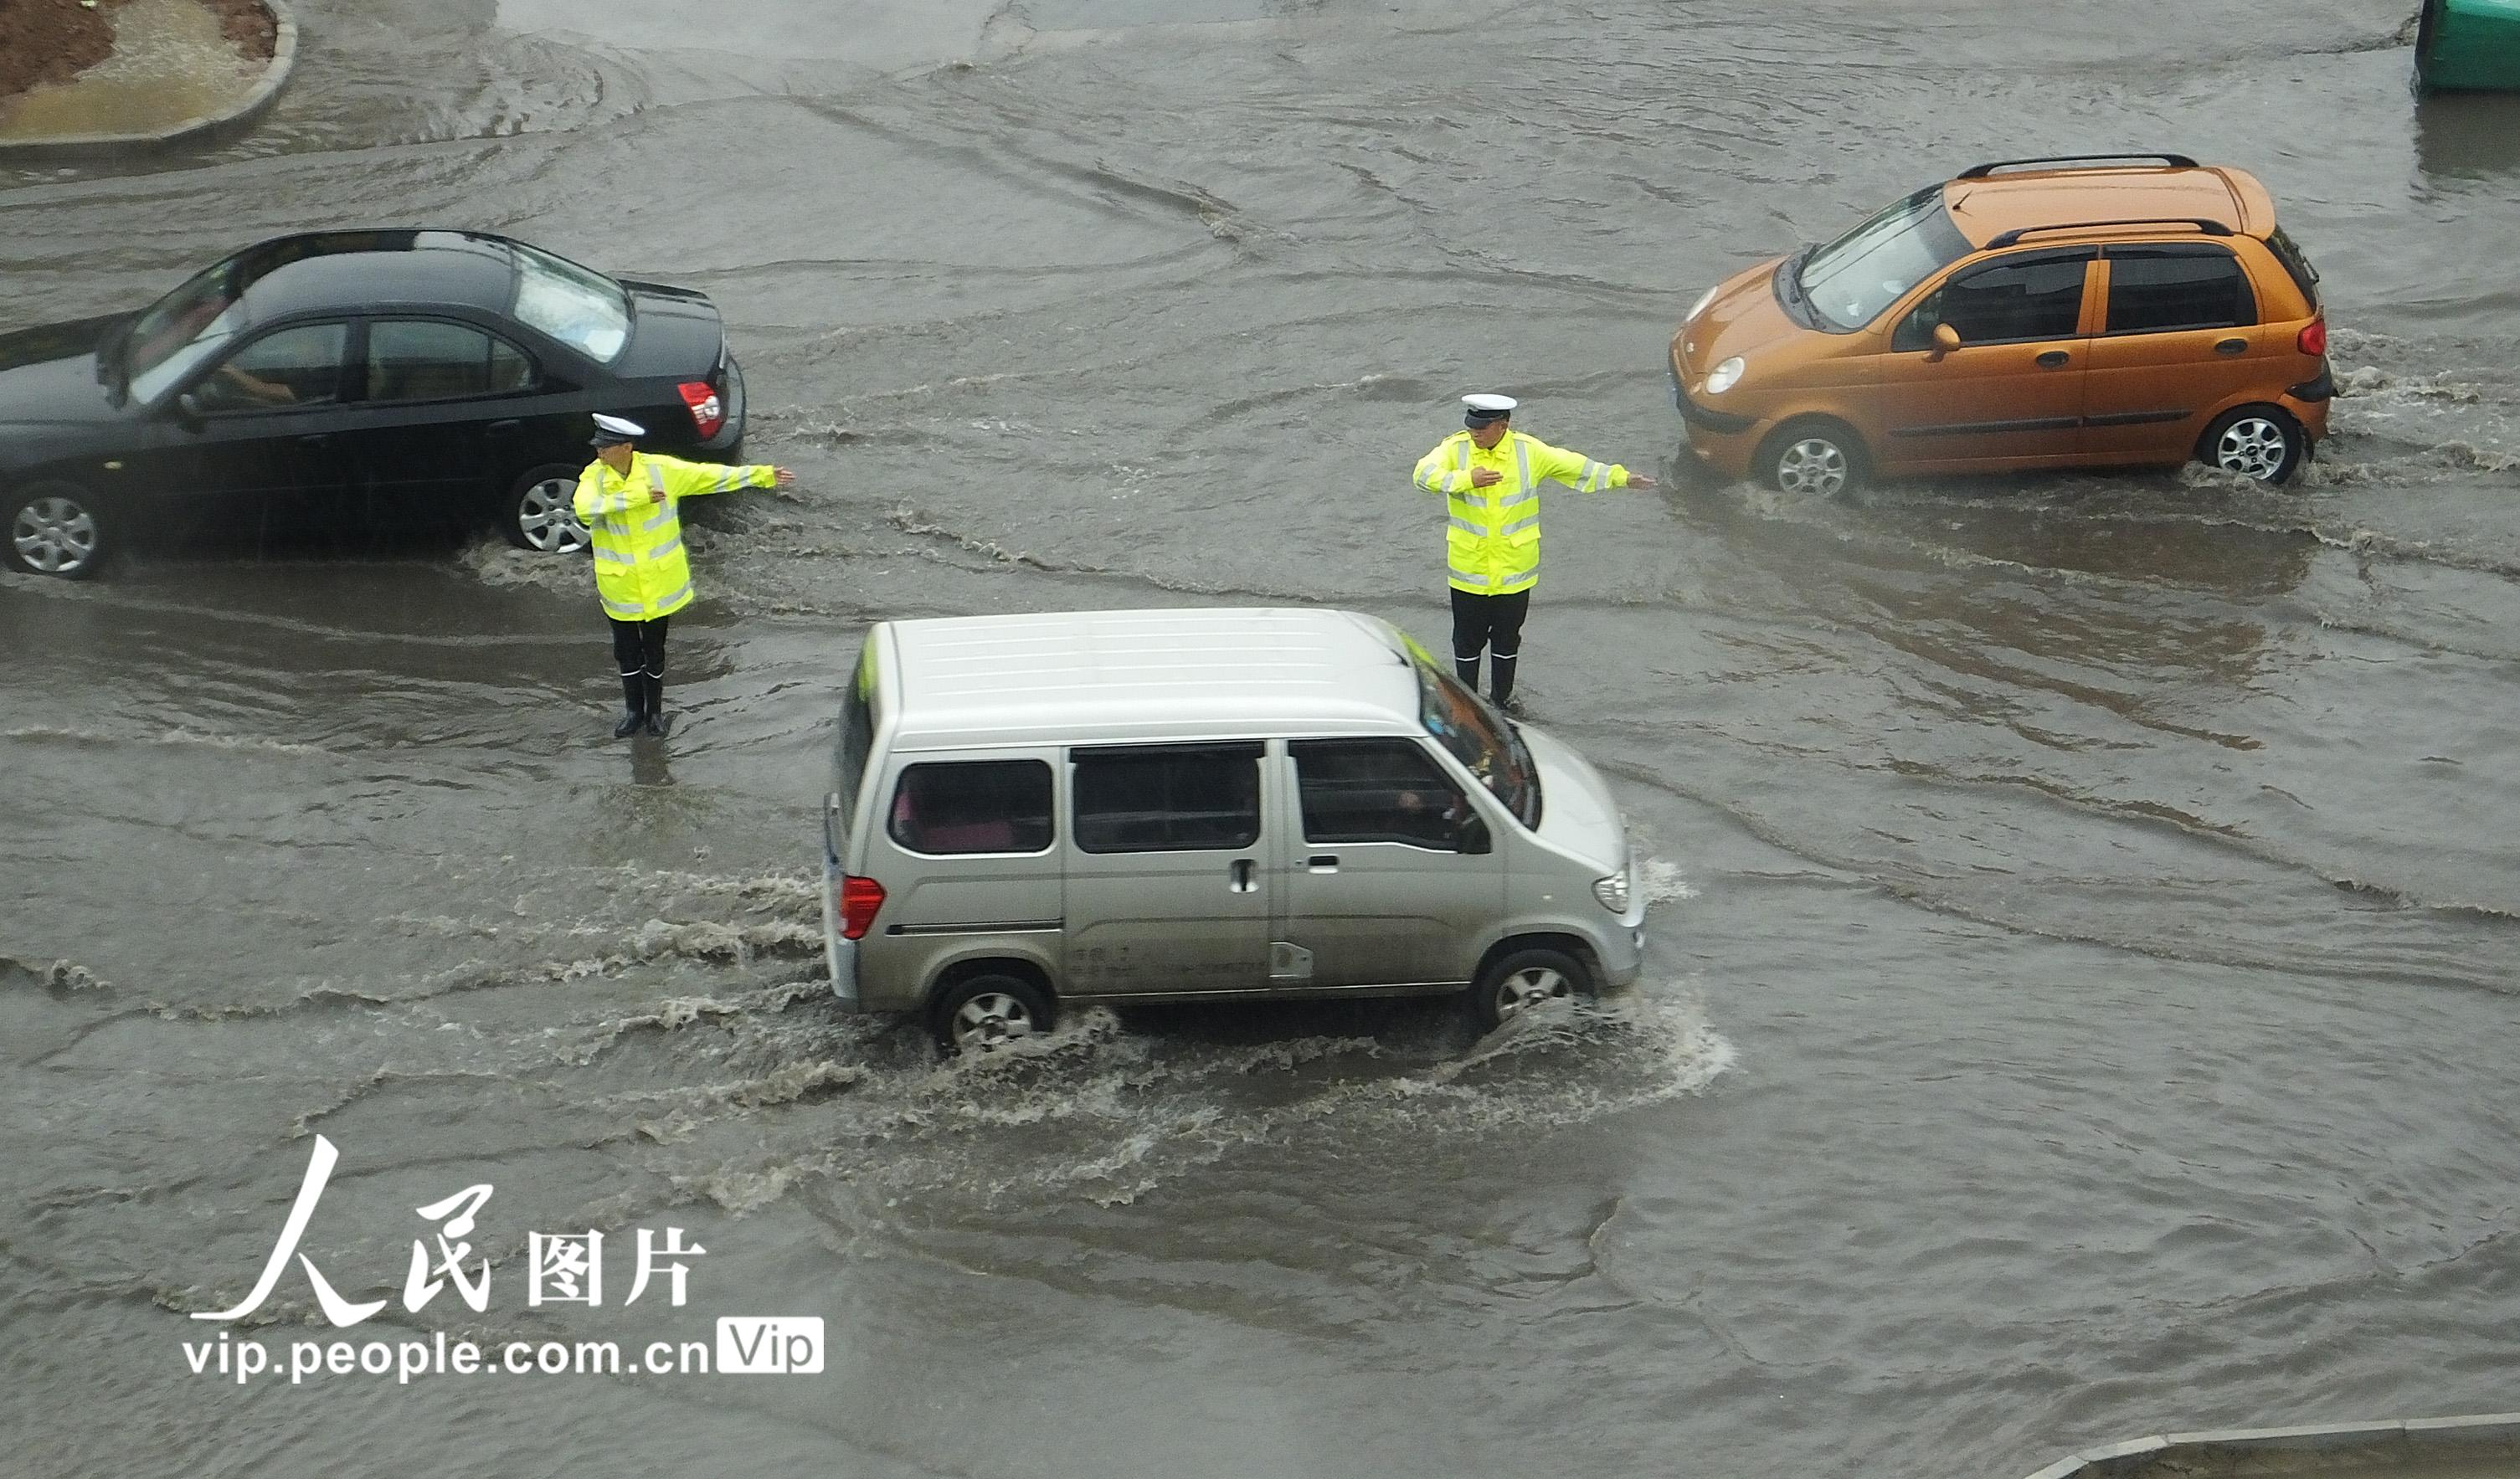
[2035,351,2071,368]
[1228,858,1257,893]
[1307,855,1340,871]
[486,419,522,434]
[296,433,331,447]
[2214,337,2249,356]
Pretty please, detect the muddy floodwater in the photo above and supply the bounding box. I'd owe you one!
[5,2,2519,1475]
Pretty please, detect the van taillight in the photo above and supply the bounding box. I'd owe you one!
[2296,317,2327,357]
[678,380,724,440]
[837,875,885,940]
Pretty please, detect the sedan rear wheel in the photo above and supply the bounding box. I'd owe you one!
[2200,406,2305,485]
[6,486,107,579]
[502,464,591,553]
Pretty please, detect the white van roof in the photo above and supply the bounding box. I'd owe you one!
[877,607,1427,749]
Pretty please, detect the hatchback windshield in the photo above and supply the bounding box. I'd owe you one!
[1412,652,1540,827]
[510,243,632,362]
[1797,185,1972,331]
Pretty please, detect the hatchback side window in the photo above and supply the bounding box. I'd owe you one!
[2104,246,2257,335]
[887,759,1053,855]
[365,319,536,403]
[1895,252,2091,350]
[1290,739,1469,850]
[192,322,349,413]
[1072,742,1263,853]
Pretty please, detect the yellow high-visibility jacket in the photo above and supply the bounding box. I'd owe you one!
[1412,430,1630,595]
[572,452,774,622]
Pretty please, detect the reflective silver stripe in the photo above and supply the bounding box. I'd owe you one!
[1514,439,1532,495]
[1455,439,1471,470]
[603,516,632,536]
[1447,516,1481,535]
[646,537,683,561]
[651,581,692,608]
[1496,570,1538,593]
[640,506,675,531]
[1448,567,1491,587]
[594,547,633,564]
[1580,459,1609,491]
[1500,513,1539,535]
[713,468,749,492]
[601,595,646,618]
[1497,488,1535,507]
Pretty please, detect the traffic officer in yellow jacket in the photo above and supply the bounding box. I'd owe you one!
[574,413,795,738]
[1412,393,1653,712]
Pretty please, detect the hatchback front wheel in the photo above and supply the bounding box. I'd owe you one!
[1758,420,1868,498]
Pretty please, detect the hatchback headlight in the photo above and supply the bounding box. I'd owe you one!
[1593,871,1630,913]
[1684,285,1718,322]
[1704,357,1745,395]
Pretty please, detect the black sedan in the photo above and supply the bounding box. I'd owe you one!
[0,229,748,578]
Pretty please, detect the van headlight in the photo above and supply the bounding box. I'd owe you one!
[1704,357,1745,395]
[1684,285,1718,322]
[1592,871,1630,913]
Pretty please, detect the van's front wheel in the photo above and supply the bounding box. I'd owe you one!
[1464,947,1591,1034]
[930,973,1055,1055]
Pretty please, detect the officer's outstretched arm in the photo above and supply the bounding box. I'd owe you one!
[652,454,779,500]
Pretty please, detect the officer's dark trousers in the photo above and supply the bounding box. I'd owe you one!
[608,615,670,716]
[1449,588,1531,705]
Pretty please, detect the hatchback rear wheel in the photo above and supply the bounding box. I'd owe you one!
[5,484,108,579]
[1758,419,1868,498]
[502,464,591,553]
[2199,406,2306,485]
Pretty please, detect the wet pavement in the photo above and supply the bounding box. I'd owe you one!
[4,2,2519,1475]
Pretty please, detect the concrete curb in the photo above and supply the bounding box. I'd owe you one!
[2016,1414,2520,1479]
[0,0,296,163]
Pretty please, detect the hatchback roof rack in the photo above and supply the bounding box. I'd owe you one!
[1960,152,2201,179]
[1985,216,2232,249]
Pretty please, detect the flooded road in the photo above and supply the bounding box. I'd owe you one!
[6,1,2520,1474]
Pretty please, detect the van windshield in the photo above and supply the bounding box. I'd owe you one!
[831,637,877,854]
[1798,184,1971,331]
[1412,653,1540,828]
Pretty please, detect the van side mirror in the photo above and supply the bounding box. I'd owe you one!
[1456,813,1491,855]
[1929,322,1962,359]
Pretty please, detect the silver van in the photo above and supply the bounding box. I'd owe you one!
[819,606,1647,1052]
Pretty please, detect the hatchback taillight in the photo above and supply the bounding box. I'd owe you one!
[2296,316,2327,357]
[837,874,885,941]
[678,380,724,440]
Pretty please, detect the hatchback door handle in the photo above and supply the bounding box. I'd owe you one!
[2035,351,2070,368]
[1228,858,1257,892]
[2214,337,2248,356]
[1307,855,1340,871]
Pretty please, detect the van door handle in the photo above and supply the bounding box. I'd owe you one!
[2214,337,2249,356]
[2035,351,2070,368]
[1228,858,1257,893]
[1307,855,1340,871]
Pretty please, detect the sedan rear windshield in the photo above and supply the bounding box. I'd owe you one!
[1797,185,1972,331]
[509,242,631,363]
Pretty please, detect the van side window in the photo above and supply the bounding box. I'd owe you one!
[1290,739,1468,850]
[1894,251,2091,350]
[887,760,1053,855]
[1072,742,1263,853]
[2104,246,2256,334]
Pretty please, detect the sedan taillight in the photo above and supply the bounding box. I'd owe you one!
[836,874,885,941]
[678,380,724,440]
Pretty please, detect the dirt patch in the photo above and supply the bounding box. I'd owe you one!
[0,0,271,106]
[0,0,131,98]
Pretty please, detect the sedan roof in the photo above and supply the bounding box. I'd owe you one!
[228,230,525,323]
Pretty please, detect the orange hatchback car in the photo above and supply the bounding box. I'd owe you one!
[1669,154,2332,496]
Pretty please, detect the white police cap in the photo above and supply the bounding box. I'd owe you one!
[589,413,646,445]
[1462,393,1518,413]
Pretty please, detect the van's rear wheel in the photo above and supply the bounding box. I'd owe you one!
[930,973,1055,1055]
[1464,947,1591,1034]
[2199,407,2306,485]
[1757,419,1868,498]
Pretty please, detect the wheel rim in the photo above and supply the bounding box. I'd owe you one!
[1491,965,1571,1023]
[1776,438,1849,496]
[2214,418,2291,480]
[11,496,98,575]
[516,478,590,553]
[952,991,1037,1050]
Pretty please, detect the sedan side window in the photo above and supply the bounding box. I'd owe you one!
[2104,246,2257,334]
[1290,739,1469,850]
[365,320,536,403]
[1895,253,2091,351]
[1072,742,1263,854]
[191,322,348,413]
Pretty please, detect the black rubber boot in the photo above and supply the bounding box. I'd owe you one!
[613,674,645,738]
[1454,655,1480,690]
[642,673,670,737]
[1489,655,1520,715]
